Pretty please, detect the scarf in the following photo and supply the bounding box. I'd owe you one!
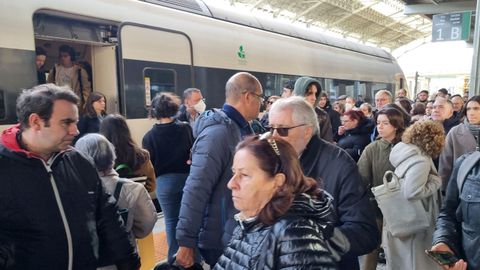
[465,118,480,140]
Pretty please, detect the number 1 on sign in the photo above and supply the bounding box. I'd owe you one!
[436,29,444,41]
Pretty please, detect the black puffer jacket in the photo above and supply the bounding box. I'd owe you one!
[335,119,374,162]
[0,125,139,270]
[214,193,337,270]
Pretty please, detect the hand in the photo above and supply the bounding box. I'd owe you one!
[447,260,467,270]
[338,126,345,136]
[431,243,466,270]
[176,246,194,268]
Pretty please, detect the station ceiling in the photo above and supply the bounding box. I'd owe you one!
[223,0,476,50]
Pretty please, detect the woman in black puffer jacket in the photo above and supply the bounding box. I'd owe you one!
[214,136,337,270]
[334,110,374,162]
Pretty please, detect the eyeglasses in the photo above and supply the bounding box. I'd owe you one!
[268,124,307,137]
[243,91,265,102]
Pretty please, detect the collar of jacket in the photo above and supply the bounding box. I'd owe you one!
[1,124,42,159]
[222,104,253,137]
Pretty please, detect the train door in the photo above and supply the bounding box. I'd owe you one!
[117,23,194,143]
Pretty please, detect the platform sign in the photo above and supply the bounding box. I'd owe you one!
[432,12,471,42]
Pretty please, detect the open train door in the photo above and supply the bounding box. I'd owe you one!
[118,23,194,119]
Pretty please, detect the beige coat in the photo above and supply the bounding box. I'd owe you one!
[47,64,92,109]
[385,143,442,270]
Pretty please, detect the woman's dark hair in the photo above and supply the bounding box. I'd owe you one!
[464,95,480,118]
[383,103,411,127]
[235,136,320,225]
[343,110,366,126]
[59,45,76,61]
[395,97,412,114]
[151,92,181,119]
[99,114,149,171]
[411,102,426,116]
[84,92,106,117]
[375,107,406,143]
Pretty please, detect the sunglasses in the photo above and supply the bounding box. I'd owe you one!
[268,124,306,137]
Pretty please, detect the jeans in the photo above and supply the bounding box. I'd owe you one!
[156,173,188,264]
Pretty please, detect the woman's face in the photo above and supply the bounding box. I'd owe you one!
[376,114,396,142]
[467,101,480,125]
[228,149,281,218]
[92,97,106,115]
[341,115,358,130]
[333,103,341,113]
[318,96,327,108]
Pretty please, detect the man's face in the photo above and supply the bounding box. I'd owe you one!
[268,107,311,155]
[396,90,406,98]
[245,84,263,121]
[304,85,317,107]
[375,93,390,110]
[36,55,46,70]
[418,92,428,102]
[36,100,79,157]
[281,88,292,98]
[451,97,464,112]
[186,91,203,108]
[431,99,453,122]
[59,52,72,67]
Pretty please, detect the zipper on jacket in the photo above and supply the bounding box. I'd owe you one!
[42,156,73,270]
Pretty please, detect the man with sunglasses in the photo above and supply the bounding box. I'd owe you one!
[268,97,379,270]
[176,72,263,269]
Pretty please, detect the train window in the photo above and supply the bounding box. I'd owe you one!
[143,68,176,106]
[0,90,4,119]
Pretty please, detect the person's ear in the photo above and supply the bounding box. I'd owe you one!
[304,125,314,139]
[273,173,286,189]
[28,113,43,130]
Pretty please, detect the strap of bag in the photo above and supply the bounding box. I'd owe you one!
[457,151,480,192]
[114,180,125,201]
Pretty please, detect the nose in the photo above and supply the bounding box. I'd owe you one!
[71,124,80,136]
[227,175,238,190]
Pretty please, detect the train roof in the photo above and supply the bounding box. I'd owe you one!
[142,0,394,60]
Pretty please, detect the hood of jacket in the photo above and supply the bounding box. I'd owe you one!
[293,77,321,104]
[192,108,237,138]
[0,124,42,161]
[389,142,428,177]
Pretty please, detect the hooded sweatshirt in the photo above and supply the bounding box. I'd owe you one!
[293,77,333,142]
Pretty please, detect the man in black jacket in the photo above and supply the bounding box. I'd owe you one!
[268,97,379,270]
[0,84,140,270]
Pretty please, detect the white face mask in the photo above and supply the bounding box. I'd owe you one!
[193,99,206,113]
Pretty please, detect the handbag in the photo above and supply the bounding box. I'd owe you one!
[371,170,430,238]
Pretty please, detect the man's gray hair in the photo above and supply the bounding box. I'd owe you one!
[183,88,201,100]
[375,89,393,102]
[270,96,320,135]
[75,133,116,173]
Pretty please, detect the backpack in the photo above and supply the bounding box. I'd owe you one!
[456,151,480,192]
[113,179,129,227]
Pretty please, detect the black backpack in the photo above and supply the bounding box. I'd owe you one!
[113,179,129,227]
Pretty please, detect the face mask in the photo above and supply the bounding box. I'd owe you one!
[193,99,206,113]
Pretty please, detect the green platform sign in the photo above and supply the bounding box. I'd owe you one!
[432,12,471,42]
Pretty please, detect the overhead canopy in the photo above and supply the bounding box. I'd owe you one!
[218,0,476,50]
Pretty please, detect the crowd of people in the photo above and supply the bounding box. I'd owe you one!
[1,55,479,270]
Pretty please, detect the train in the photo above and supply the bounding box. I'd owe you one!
[0,0,405,142]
